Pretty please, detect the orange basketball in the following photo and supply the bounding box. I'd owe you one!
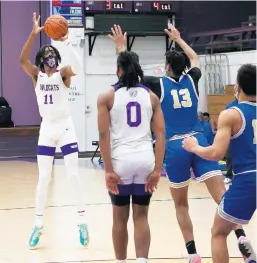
[44,15,68,40]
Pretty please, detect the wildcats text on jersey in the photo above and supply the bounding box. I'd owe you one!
[40,84,60,92]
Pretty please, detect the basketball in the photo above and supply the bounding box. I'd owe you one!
[44,15,68,40]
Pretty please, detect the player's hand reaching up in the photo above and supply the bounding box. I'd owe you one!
[164,23,181,41]
[182,136,199,152]
[145,171,160,193]
[31,12,44,36]
[108,24,127,52]
[105,171,124,195]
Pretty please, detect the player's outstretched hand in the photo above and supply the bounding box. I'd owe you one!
[105,171,124,195]
[32,12,44,36]
[182,136,199,152]
[108,24,127,52]
[164,23,181,41]
[145,170,160,193]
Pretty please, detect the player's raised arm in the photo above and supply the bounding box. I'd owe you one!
[56,34,82,78]
[19,12,43,79]
[182,109,236,161]
[108,24,127,52]
[165,23,200,69]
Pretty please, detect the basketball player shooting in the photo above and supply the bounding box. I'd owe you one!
[182,64,256,263]
[19,12,89,249]
[97,51,165,263]
[108,24,256,263]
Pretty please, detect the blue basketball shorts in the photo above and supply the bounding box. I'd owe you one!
[218,171,256,225]
[165,132,222,188]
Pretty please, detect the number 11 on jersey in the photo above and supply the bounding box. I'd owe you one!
[44,94,53,105]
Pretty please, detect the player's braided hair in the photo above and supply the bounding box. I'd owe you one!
[35,45,61,70]
[117,51,144,89]
[165,50,191,77]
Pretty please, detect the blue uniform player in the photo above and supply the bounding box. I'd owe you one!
[183,64,256,263]
[108,24,255,263]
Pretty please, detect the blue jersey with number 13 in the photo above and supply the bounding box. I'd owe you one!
[160,74,203,139]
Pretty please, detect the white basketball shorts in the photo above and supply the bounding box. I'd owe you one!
[37,116,78,156]
[111,149,155,195]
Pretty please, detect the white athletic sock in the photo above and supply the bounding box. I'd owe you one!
[77,210,86,225]
[35,214,44,228]
[136,258,147,263]
[117,260,126,263]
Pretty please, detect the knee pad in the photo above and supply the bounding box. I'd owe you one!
[132,195,152,206]
[109,193,130,206]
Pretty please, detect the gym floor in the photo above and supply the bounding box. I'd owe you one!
[0,159,256,263]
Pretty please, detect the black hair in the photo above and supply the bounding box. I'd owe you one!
[35,45,61,70]
[116,51,144,89]
[165,50,191,77]
[237,64,256,96]
[203,112,210,118]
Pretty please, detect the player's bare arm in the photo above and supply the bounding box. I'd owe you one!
[145,91,165,193]
[182,109,240,161]
[108,24,127,52]
[97,89,123,195]
[97,90,113,173]
[165,23,200,69]
[19,12,43,85]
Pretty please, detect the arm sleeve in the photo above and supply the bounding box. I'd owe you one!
[63,39,82,75]
[187,67,202,96]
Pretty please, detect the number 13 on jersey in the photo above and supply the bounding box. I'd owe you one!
[171,89,192,109]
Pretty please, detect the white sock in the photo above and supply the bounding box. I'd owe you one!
[117,260,126,263]
[77,210,86,225]
[136,258,147,263]
[35,214,44,228]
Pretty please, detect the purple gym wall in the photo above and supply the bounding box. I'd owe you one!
[0,1,49,126]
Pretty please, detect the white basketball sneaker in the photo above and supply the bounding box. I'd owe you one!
[187,254,201,263]
[238,236,257,263]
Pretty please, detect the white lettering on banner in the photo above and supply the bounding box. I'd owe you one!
[51,28,86,152]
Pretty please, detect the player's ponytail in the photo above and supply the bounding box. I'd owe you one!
[165,50,191,77]
[117,51,144,89]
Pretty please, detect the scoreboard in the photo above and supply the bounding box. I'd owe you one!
[52,0,84,27]
[84,1,179,14]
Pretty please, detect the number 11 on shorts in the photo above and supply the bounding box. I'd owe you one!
[44,94,53,105]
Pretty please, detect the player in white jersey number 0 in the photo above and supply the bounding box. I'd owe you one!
[19,12,89,249]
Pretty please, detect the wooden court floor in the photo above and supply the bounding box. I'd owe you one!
[0,159,256,263]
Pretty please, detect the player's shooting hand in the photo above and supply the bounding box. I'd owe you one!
[182,136,199,152]
[105,171,124,195]
[164,23,180,41]
[32,12,44,36]
[145,170,160,193]
[108,24,127,52]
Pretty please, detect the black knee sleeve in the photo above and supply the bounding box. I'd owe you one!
[109,192,130,206]
[132,194,152,206]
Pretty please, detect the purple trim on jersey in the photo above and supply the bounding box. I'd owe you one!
[136,83,149,92]
[113,83,149,92]
[118,183,150,196]
[37,145,56,156]
[113,82,122,91]
[61,142,79,156]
